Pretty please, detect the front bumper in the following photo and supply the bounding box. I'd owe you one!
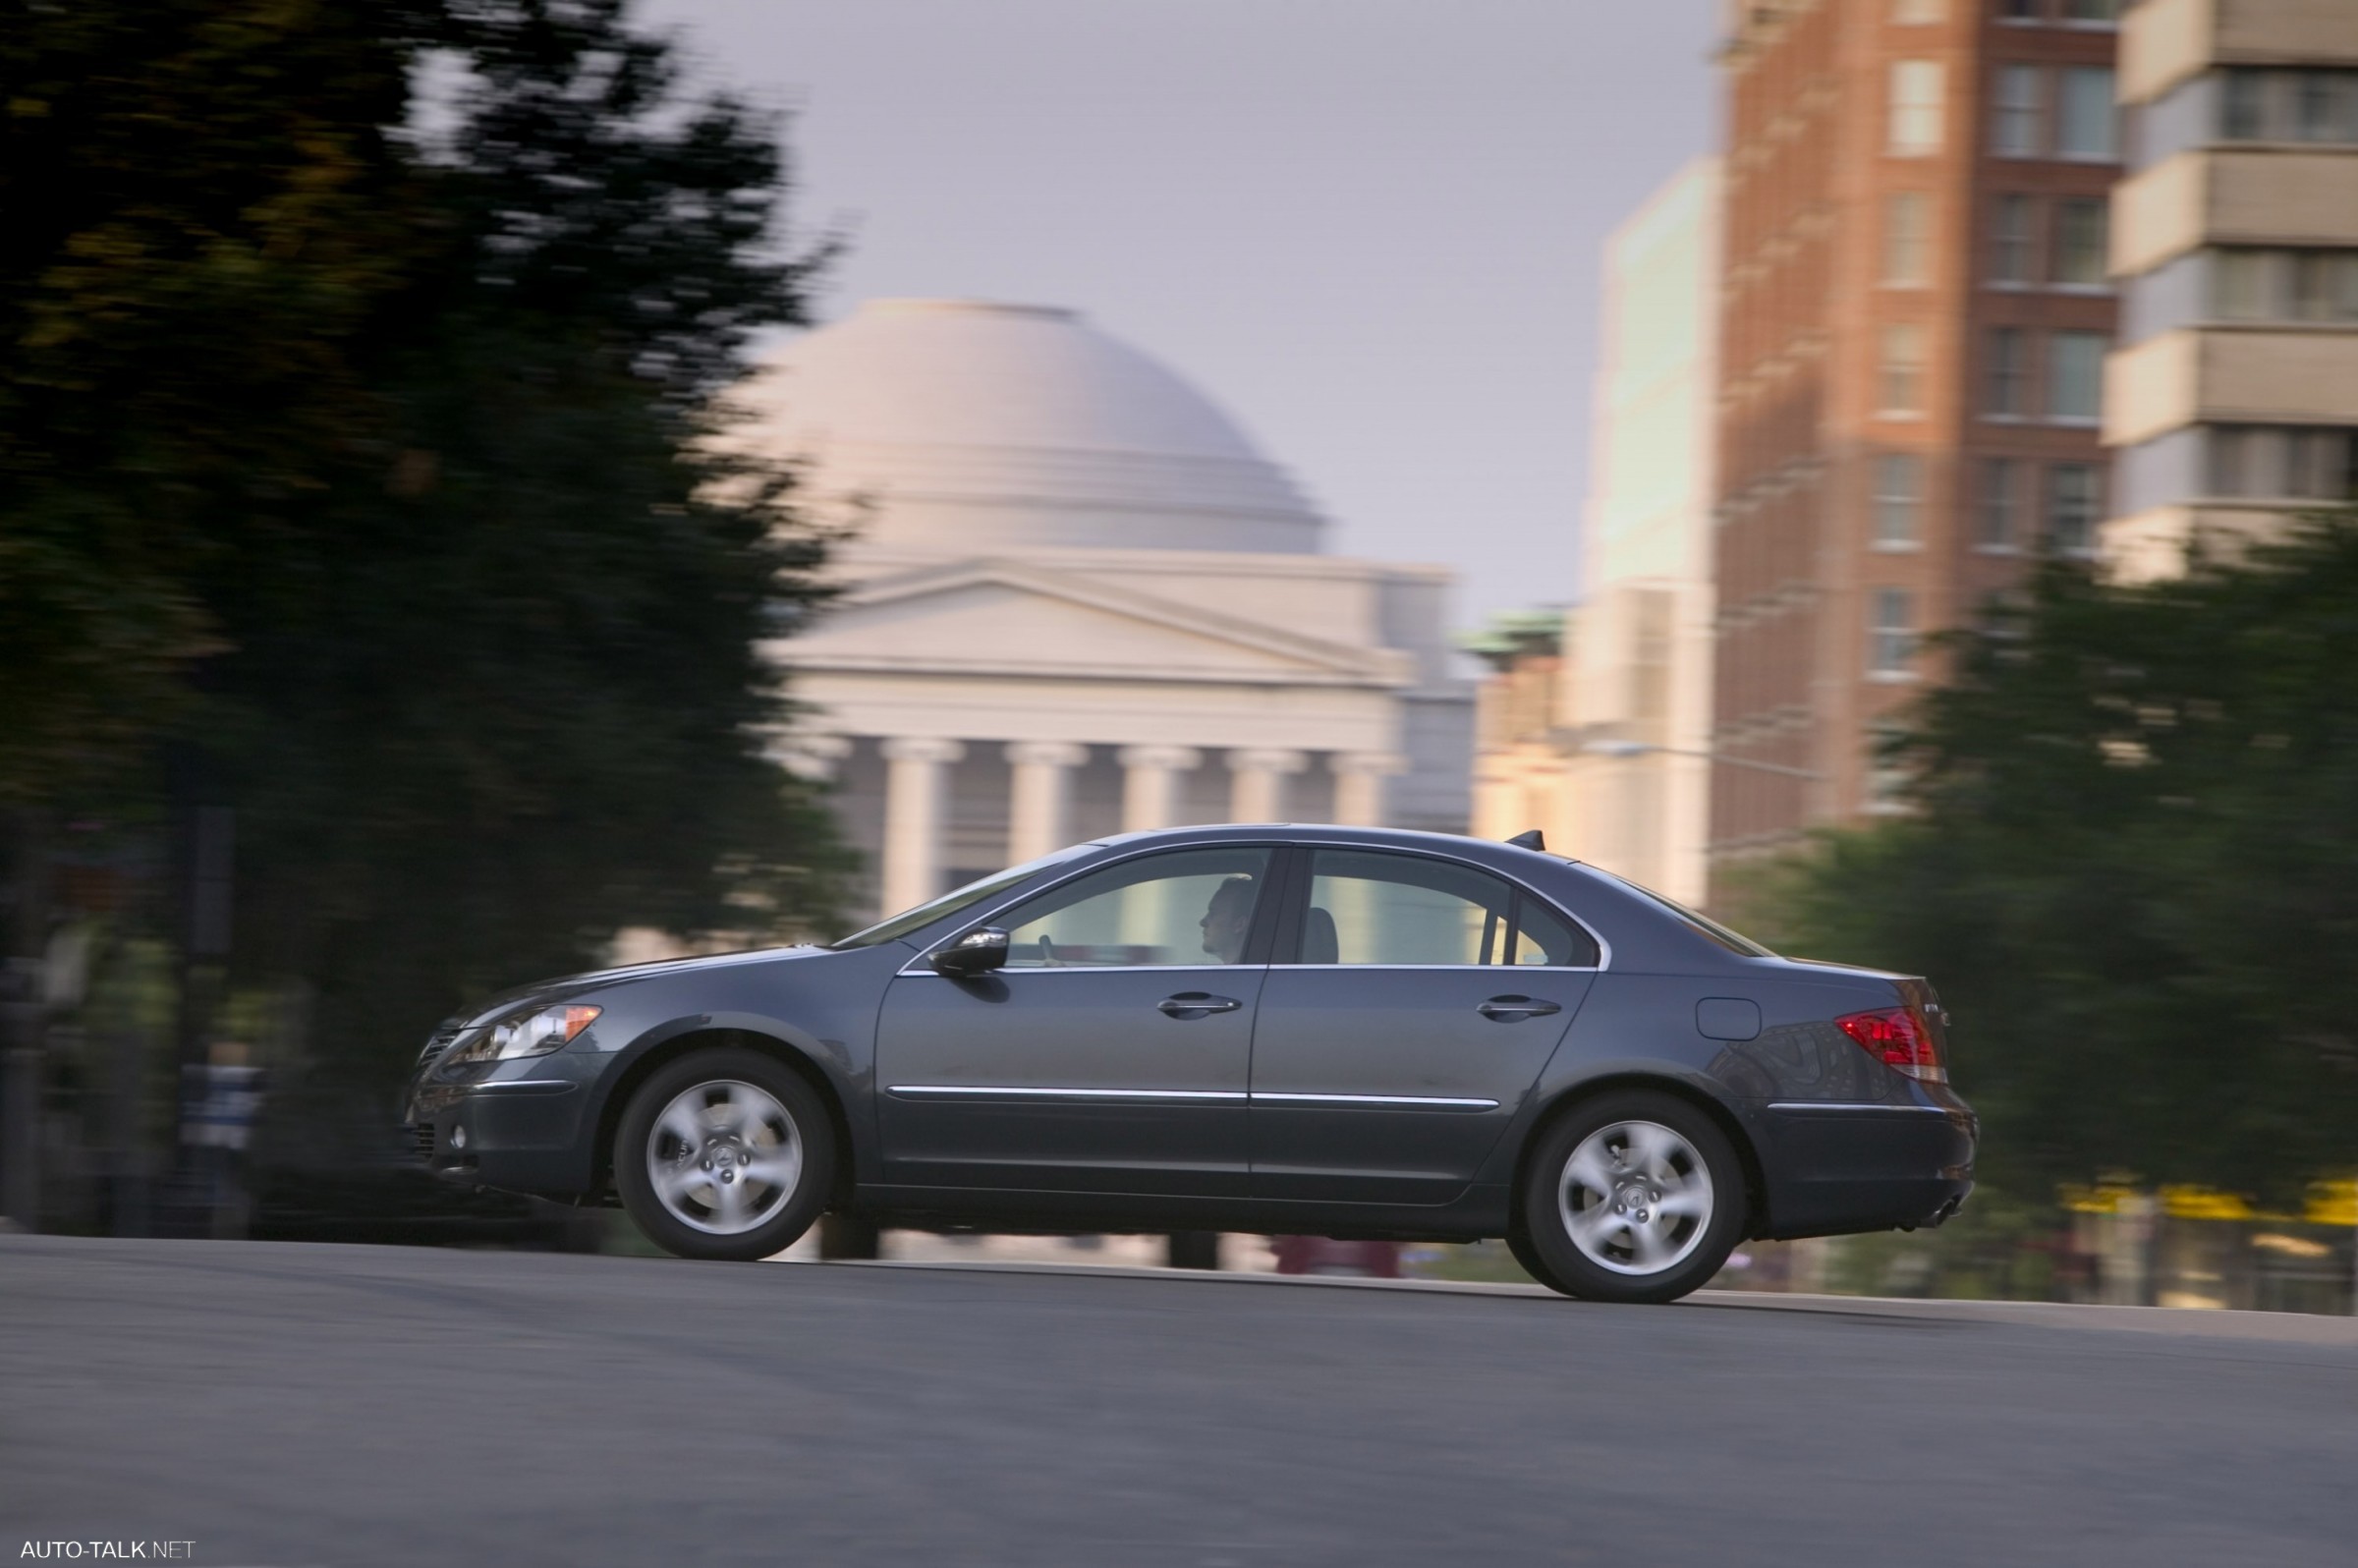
[406,1052,605,1199]
[1752,1098,1977,1241]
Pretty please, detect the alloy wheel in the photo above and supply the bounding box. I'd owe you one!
[1555,1118,1715,1276]
[644,1079,804,1236]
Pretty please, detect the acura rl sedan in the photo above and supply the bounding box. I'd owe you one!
[404,825,1975,1304]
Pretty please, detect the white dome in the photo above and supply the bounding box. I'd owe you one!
[740,299,1324,554]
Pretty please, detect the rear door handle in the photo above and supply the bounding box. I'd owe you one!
[1478,994,1562,1022]
[1158,992,1242,1018]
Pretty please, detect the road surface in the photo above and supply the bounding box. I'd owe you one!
[4,1235,2353,1566]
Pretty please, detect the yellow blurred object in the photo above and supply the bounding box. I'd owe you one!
[2306,1178,2358,1228]
[2160,1185,2256,1221]
[2063,1179,2358,1225]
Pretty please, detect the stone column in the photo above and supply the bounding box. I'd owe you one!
[879,738,964,915]
[1226,748,1307,823]
[1004,741,1089,865]
[1329,752,1406,827]
[1117,745,1201,833]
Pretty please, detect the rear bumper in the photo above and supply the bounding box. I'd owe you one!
[1752,1100,1976,1241]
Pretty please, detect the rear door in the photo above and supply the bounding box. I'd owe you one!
[874,845,1277,1196]
[1248,847,1598,1204]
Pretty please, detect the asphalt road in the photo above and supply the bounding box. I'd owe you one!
[5,1236,2354,1567]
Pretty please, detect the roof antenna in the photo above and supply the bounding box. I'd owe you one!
[1505,829,1545,851]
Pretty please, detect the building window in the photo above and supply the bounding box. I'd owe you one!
[1990,194,2035,284]
[1993,65,2044,155]
[2046,464,2101,552]
[2209,426,2358,500]
[1977,458,2021,549]
[2220,70,2358,145]
[1890,61,1944,155]
[1868,589,1918,678]
[1998,0,2042,21]
[2061,0,2118,22]
[2215,249,2275,318]
[2291,252,2358,322]
[2053,197,2108,285]
[2221,70,2271,140]
[2056,68,2118,159]
[1987,327,2029,417]
[1874,454,1926,547]
[1884,193,1931,286]
[2049,331,2105,422]
[1880,324,1927,415]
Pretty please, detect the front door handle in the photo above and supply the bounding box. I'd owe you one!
[1478,994,1562,1022]
[1158,992,1242,1019]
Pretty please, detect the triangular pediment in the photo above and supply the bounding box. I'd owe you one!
[771,557,1406,687]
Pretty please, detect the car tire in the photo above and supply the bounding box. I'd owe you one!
[615,1048,835,1262]
[1165,1231,1220,1269]
[1521,1090,1744,1305]
[1505,1225,1573,1295]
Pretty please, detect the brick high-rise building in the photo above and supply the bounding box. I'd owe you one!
[1710,0,2122,891]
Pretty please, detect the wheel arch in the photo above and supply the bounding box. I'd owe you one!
[1509,1072,1769,1243]
[591,1023,857,1209]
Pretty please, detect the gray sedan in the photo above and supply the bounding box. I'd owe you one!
[405,825,1975,1304]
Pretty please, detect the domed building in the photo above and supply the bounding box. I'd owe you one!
[743,299,1474,918]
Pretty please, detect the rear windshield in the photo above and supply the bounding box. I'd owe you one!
[1588,867,1776,958]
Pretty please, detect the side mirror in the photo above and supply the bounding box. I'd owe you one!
[930,925,1009,979]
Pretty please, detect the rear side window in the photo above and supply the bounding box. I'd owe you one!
[1301,850,1600,968]
[1590,868,1776,958]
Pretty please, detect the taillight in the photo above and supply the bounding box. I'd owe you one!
[1835,1007,1946,1083]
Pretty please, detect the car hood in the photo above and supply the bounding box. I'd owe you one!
[454,944,838,1027]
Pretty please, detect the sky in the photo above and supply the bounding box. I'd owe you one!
[638,0,1721,627]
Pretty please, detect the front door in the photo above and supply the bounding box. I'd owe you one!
[875,845,1277,1196]
[1250,847,1597,1204]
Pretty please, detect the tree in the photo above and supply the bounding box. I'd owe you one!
[2,0,850,1103]
[1736,513,2358,1207]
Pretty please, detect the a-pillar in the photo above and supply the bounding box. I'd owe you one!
[1226,749,1307,822]
[1117,745,1201,832]
[1329,752,1406,827]
[879,738,965,915]
[1004,741,1089,864]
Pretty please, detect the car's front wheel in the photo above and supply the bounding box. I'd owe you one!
[1521,1091,1744,1305]
[614,1048,835,1261]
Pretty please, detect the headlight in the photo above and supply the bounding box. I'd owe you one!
[441,1003,601,1069]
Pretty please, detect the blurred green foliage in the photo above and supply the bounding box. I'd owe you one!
[2,1,849,1088]
[1732,512,2358,1209]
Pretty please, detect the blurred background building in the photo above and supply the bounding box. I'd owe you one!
[1470,160,1721,906]
[739,299,1473,920]
[1708,0,2121,892]
[2103,0,2358,581]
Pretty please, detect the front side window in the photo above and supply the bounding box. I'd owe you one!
[2221,70,2270,140]
[996,846,1273,968]
[1301,850,1598,968]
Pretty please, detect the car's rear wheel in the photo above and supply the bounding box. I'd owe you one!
[615,1048,835,1261]
[1521,1091,1743,1305]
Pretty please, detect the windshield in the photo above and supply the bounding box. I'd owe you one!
[829,845,1095,950]
[1587,866,1777,958]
